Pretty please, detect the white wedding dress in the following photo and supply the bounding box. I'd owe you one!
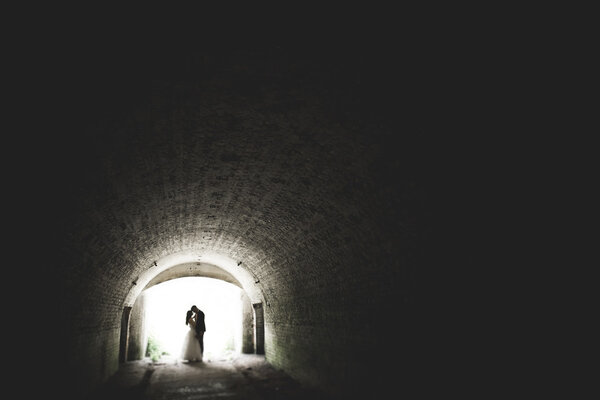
[180,319,203,362]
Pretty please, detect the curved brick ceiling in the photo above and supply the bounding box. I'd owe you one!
[47,42,431,398]
[55,46,423,321]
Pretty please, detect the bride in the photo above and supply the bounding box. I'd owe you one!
[180,309,203,362]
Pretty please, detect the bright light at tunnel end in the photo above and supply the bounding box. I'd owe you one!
[144,277,243,361]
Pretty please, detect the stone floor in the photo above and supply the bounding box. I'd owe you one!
[88,354,334,400]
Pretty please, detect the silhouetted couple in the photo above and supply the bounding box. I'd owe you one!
[180,305,206,362]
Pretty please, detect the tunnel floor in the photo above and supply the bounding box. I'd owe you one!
[88,354,332,400]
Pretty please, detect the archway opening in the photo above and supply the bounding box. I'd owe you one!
[121,255,266,364]
[143,277,244,361]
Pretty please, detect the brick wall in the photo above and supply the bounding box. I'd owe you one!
[53,45,425,398]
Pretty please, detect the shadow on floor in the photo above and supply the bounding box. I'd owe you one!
[88,354,335,400]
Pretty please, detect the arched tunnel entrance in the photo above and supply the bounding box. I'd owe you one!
[43,41,431,400]
[119,256,265,365]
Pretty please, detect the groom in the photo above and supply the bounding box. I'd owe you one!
[191,305,206,354]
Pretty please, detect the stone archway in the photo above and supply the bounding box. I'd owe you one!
[120,254,266,363]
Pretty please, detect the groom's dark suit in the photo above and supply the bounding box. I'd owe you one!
[195,309,206,353]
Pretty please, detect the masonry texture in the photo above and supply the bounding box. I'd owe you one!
[37,36,444,399]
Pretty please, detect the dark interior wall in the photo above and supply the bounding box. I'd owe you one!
[14,9,528,398]
[38,35,438,398]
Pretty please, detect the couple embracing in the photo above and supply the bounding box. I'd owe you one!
[180,305,206,362]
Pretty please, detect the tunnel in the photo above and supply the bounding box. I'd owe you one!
[122,256,265,362]
[36,35,445,399]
